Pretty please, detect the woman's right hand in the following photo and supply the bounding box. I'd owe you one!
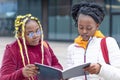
[22,64,38,78]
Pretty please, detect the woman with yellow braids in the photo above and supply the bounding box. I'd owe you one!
[0,14,63,80]
[67,1,120,80]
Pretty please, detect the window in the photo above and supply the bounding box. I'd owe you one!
[48,0,75,40]
[0,0,17,18]
[0,0,17,36]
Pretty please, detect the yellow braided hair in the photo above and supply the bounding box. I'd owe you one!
[14,14,44,69]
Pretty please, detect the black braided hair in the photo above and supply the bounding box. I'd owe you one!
[71,1,105,25]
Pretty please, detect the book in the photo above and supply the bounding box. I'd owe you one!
[35,63,90,80]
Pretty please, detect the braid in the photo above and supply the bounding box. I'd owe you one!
[14,14,44,68]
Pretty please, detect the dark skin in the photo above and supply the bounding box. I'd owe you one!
[77,14,99,41]
[25,20,41,46]
[22,64,38,78]
[77,14,101,74]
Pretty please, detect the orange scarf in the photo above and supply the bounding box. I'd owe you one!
[74,30,105,49]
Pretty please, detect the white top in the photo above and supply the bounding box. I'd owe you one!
[67,37,120,80]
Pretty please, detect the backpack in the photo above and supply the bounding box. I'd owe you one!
[100,37,110,64]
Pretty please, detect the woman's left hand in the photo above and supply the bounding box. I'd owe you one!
[84,63,101,74]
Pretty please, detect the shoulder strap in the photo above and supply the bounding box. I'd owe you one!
[100,38,110,64]
[43,41,49,49]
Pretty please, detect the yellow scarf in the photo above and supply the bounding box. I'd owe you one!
[74,30,105,49]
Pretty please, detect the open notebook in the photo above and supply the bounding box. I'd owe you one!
[35,63,90,80]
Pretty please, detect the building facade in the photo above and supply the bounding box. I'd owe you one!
[0,0,120,43]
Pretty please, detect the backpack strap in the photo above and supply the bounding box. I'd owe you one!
[100,37,110,64]
[43,41,49,49]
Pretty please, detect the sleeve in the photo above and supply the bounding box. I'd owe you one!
[0,45,25,80]
[67,44,75,67]
[98,37,120,80]
[46,42,63,70]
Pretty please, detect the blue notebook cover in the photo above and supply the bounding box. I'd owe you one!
[35,63,90,80]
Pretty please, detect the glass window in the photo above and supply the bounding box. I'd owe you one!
[99,15,110,36]
[48,0,72,40]
[0,0,17,18]
[111,15,120,45]
[0,0,17,36]
[48,0,110,41]
[111,0,120,12]
[18,0,42,20]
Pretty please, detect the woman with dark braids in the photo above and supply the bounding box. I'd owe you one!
[67,1,120,80]
[0,14,63,80]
